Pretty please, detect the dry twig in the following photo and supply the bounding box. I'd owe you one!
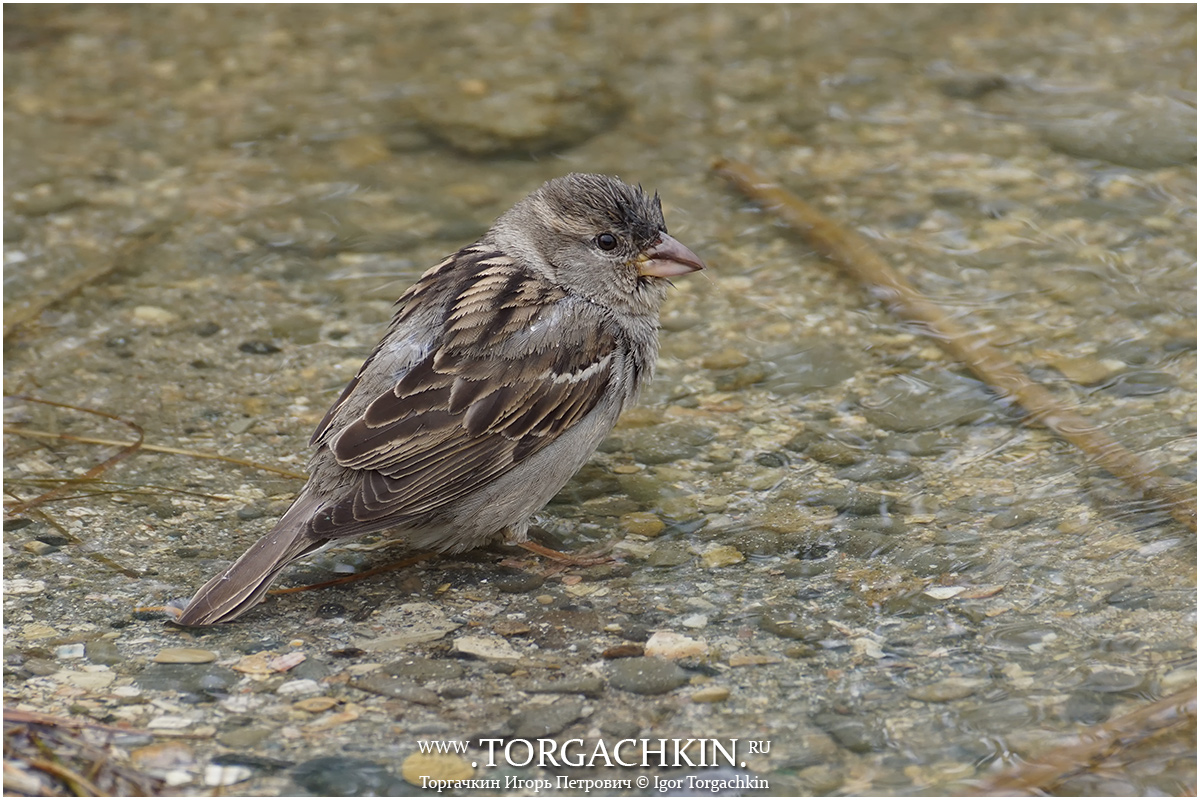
[713,158,1196,531]
[4,709,167,796]
[4,396,143,518]
[3,226,165,340]
[3,425,307,480]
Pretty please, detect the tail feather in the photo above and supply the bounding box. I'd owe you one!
[176,498,327,626]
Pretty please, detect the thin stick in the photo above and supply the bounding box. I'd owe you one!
[3,425,307,479]
[24,756,103,797]
[713,158,1196,531]
[4,396,144,517]
[3,227,165,340]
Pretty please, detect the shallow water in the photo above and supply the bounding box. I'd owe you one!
[4,5,1195,796]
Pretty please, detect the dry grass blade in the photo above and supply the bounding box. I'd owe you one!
[25,755,103,796]
[4,476,233,504]
[3,226,165,340]
[3,425,308,480]
[713,158,1196,532]
[4,710,167,796]
[4,396,144,518]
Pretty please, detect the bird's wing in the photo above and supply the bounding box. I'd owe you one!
[308,248,625,538]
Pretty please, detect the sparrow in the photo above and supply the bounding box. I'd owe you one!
[176,173,704,625]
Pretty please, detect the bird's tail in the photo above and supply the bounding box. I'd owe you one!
[175,496,328,626]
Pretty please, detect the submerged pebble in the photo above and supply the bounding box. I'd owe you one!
[607,657,689,695]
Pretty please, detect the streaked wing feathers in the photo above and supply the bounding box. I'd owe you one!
[316,250,621,534]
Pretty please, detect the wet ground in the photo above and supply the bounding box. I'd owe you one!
[3,4,1195,796]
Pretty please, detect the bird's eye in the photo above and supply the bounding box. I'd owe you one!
[595,232,618,251]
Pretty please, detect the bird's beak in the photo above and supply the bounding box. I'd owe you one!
[637,233,706,278]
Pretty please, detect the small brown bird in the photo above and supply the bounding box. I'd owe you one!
[176,174,704,625]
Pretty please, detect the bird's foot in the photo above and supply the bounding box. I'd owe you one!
[515,540,615,567]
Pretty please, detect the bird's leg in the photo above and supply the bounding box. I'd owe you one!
[499,521,615,566]
[516,540,614,567]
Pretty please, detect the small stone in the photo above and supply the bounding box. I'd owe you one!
[55,643,85,660]
[507,699,584,738]
[646,542,694,567]
[268,652,306,672]
[1079,667,1143,693]
[277,679,321,696]
[690,686,731,703]
[812,712,885,753]
[937,72,1009,99]
[401,753,474,787]
[354,603,460,650]
[713,363,770,391]
[907,677,989,703]
[130,742,196,775]
[797,764,845,793]
[525,676,606,697]
[924,586,966,600]
[1064,690,1117,724]
[22,540,57,555]
[410,64,623,157]
[133,306,179,325]
[792,486,885,516]
[86,638,122,665]
[681,614,708,629]
[493,619,532,636]
[147,715,195,730]
[619,512,666,537]
[804,440,865,466]
[23,659,60,676]
[607,657,689,695]
[759,608,830,642]
[1049,355,1125,386]
[352,675,440,705]
[700,546,744,569]
[154,648,217,665]
[135,663,239,694]
[294,696,340,713]
[1161,666,1196,694]
[1105,370,1177,397]
[754,451,789,468]
[728,654,782,667]
[766,343,862,394]
[701,347,750,370]
[495,572,544,594]
[989,507,1037,530]
[292,757,401,795]
[627,422,714,465]
[1037,93,1195,169]
[453,635,520,661]
[204,764,252,787]
[602,644,644,659]
[332,134,391,168]
[232,654,274,675]
[216,725,274,749]
[7,580,46,596]
[53,669,115,690]
[837,456,917,482]
[860,372,995,431]
[645,631,706,660]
